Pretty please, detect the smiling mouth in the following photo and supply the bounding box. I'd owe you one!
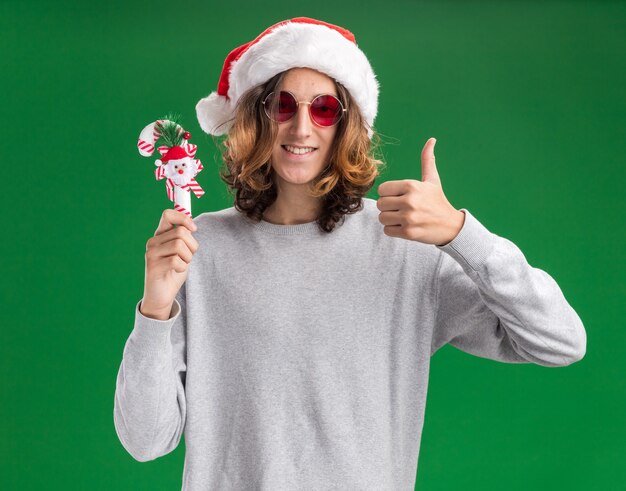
[281,145,318,155]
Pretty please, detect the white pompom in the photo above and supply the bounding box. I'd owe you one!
[195,92,234,136]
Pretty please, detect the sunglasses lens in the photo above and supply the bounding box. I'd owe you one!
[311,95,343,126]
[264,92,344,126]
[264,91,297,123]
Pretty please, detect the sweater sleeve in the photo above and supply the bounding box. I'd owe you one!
[113,284,188,461]
[430,209,586,367]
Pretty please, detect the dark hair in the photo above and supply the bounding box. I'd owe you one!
[212,69,386,233]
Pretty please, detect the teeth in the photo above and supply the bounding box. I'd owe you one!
[285,145,315,155]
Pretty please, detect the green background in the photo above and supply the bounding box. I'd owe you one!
[1,0,624,489]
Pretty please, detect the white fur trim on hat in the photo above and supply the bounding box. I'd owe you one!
[196,91,233,136]
[196,19,379,139]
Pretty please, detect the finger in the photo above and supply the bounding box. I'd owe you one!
[154,209,197,236]
[148,237,194,264]
[147,226,199,254]
[420,137,440,184]
[383,224,403,238]
[376,195,405,212]
[378,210,403,226]
[155,255,188,274]
[377,179,413,197]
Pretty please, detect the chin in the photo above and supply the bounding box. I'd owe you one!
[273,161,325,183]
[271,154,327,186]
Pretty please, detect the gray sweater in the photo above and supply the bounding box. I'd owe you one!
[113,197,586,490]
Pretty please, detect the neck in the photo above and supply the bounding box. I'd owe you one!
[263,185,322,225]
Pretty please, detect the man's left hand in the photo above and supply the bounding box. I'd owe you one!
[376,137,465,247]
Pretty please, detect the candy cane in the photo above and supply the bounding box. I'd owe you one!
[137,119,204,217]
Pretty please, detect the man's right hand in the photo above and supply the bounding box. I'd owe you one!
[140,209,199,320]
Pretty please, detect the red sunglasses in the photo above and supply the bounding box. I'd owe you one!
[262,90,347,127]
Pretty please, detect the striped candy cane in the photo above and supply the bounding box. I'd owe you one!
[137,120,204,217]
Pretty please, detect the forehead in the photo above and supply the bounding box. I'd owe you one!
[278,67,337,98]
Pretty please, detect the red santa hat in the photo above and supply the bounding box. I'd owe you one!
[195,17,379,139]
[159,145,189,164]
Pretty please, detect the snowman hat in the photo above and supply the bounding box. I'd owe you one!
[195,17,380,139]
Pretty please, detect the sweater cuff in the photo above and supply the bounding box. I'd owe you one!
[435,208,497,272]
[131,298,182,352]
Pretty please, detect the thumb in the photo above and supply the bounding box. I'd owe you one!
[420,137,440,185]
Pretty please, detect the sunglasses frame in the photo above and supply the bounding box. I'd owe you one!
[262,90,347,128]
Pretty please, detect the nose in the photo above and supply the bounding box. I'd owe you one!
[289,103,312,139]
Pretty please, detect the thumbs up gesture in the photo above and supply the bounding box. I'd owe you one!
[376,138,466,246]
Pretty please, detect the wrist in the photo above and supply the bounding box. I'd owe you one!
[438,209,465,246]
[139,299,174,321]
